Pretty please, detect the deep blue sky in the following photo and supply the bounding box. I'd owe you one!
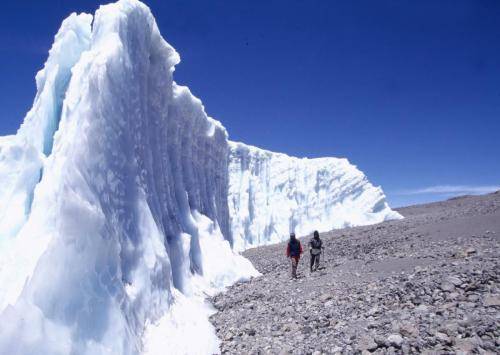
[1,0,499,207]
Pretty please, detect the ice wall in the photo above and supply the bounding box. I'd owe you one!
[0,1,256,354]
[228,142,402,250]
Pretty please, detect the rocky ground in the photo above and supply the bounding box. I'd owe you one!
[210,192,500,354]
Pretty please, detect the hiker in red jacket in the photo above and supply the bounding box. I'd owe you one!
[286,232,303,279]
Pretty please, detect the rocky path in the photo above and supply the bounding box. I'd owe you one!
[210,192,500,354]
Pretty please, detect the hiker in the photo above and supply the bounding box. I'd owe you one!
[286,232,303,279]
[309,230,324,272]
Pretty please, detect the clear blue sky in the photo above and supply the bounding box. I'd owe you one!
[1,0,499,207]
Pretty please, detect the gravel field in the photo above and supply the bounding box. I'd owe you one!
[210,192,500,354]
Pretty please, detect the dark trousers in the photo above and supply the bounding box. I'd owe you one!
[290,256,300,278]
[310,252,320,271]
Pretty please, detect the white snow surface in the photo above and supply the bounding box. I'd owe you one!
[228,141,402,251]
[0,0,400,354]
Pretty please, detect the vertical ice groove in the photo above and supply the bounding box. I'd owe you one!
[18,12,93,155]
[228,141,403,251]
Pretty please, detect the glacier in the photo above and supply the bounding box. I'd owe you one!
[0,2,257,354]
[228,142,402,251]
[0,0,400,354]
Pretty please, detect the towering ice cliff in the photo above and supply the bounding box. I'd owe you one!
[0,2,256,354]
[228,142,402,250]
[0,0,400,354]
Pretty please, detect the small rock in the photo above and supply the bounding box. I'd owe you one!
[358,335,378,351]
[223,332,234,341]
[435,331,451,344]
[278,346,293,355]
[415,304,429,313]
[324,300,334,307]
[366,306,380,316]
[399,323,419,338]
[465,247,476,255]
[440,322,458,336]
[374,335,386,346]
[319,294,332,302]
[283,323,297,332]
[387,334,403,348]
[483,294,500,307]
[454,338,476,353]
[461,301,476,309]
[302,326,313,334]
[447,276,462,286]
[331,346,343,353]
[440,281,455,292]
[467,294,480,302]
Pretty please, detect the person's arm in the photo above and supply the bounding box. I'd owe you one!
[299,242,303,255]
[286,243,290,257]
